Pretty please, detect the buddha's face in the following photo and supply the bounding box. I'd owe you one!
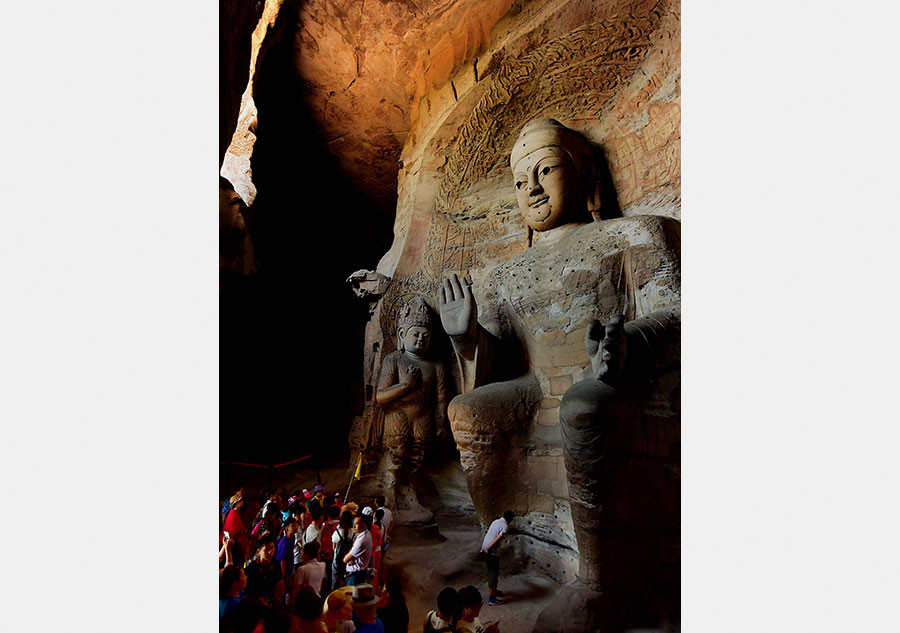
[401,325,431,355]
[513,146,580,231]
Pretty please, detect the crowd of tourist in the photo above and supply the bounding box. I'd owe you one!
[220,483,506,633]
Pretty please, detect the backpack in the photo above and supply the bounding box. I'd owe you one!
[423,610,455,633]
[333,527,353,559]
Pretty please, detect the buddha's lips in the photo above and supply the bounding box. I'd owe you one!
[529,196,549,208]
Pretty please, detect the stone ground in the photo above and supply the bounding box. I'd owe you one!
[384,510,562,633]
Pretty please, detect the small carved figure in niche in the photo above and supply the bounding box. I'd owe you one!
[376,296,449,475]
[440,118,680,631]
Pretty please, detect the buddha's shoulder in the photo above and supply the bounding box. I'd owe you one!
[586,215,680,247]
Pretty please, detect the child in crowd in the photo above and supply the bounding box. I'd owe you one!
[456,585,500,633]
[423,587,458,633]
[295,541,327,598]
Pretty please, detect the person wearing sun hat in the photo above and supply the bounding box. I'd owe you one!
[350,584,384,633]
[323,586,356,633]
[222,493,249,566]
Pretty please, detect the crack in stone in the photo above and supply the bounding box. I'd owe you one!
[516,530,577,552]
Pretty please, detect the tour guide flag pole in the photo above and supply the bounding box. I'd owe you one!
[344,453,363,504]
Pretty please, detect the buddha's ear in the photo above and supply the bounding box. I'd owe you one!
[397,327,406,351]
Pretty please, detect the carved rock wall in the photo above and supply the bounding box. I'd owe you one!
[359,0,680,582]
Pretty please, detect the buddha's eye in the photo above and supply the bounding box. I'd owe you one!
[540,165,554,177]
[515,181,524,189]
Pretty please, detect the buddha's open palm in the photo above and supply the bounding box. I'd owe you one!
[439,273,476,338]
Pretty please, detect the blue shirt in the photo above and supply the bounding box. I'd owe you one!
[219,596,241,622]
[353,618,385,633]
[276,535,295,576]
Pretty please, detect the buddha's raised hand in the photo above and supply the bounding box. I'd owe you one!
[439,273,477,340]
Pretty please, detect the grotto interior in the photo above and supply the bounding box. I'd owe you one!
[220,1,681,631]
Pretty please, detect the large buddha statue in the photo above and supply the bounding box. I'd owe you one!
[439,118,680,630]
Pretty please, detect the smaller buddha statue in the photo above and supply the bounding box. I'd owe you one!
[376,296,449,478]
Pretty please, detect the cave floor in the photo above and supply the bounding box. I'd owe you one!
[384,508,562,633]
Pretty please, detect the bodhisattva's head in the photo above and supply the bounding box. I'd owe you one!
[510,118,595,232]
[398,296,432,356]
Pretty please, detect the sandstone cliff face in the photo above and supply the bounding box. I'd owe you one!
[220,0,680,585]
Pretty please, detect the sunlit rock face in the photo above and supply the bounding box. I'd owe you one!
[290,0,519,221]
[220,0,264,165]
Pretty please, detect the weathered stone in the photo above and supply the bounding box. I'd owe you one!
[539,397,560,409]
[528,493,554,515]
[549,374,574,395]
[535,407,560,427]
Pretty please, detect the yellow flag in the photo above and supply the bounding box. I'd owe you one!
[353,453,363,480]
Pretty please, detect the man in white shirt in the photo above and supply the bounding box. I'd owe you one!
[294,541,327,598]
[303,507,323,546]
[480,510,514,605]
[343,514,373,586]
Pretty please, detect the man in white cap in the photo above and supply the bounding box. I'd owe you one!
[350,584,384,633]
